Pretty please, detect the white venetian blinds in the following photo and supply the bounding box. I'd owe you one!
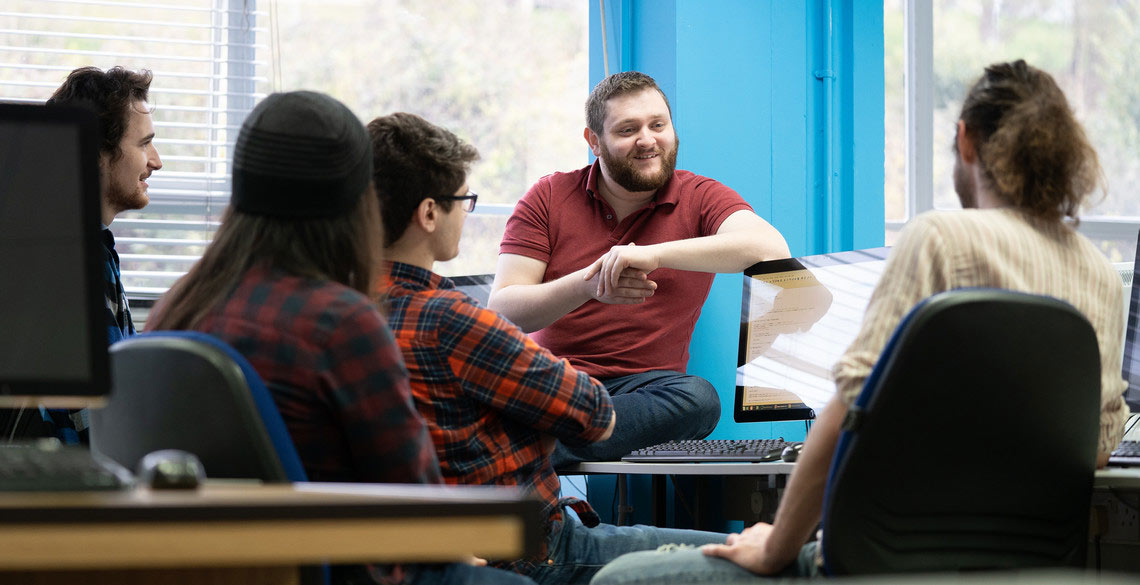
[0,0,266,296]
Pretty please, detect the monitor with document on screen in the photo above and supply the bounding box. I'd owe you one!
[735,247,891,423]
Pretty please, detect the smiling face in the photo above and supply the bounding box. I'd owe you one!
[100,100,161,224]
[590,88,678,195]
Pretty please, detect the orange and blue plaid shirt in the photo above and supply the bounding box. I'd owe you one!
[380,261,613,530]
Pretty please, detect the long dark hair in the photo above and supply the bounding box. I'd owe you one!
[149,187,382,331]
[957,59,1102,222]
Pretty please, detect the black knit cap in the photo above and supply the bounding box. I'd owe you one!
[231,91,371,218]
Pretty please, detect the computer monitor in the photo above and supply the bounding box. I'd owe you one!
[1121,230,1140,413]
[735,247,891,422]
[0,102,110,408]
[451,273,495,307]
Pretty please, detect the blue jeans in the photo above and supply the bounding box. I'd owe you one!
[589,541,821,584]
[551,370,721,467]
[516,509,728,585]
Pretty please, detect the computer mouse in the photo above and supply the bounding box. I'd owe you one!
[137,449,206,490]
[781,442,804,463]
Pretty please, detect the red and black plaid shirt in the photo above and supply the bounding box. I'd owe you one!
[179,264,441,486]
[380,261,613,528]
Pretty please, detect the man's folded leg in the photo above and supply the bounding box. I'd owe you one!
[552,371,720,468]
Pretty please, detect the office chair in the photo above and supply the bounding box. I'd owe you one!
[820,288,1101,575]
[90,330,307,482]
[91,331,331,585]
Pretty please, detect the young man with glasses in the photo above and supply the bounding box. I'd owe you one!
[370,112,727,585]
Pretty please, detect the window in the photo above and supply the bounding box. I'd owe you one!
[1,0,261,299]
[3,0,589,302]
[884,0,1140,262]
[264,0,588,276]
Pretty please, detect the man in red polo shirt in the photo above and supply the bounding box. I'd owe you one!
[371,111,727,585]
[490,71,790,467]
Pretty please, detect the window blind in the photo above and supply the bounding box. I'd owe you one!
[0,0,265,297]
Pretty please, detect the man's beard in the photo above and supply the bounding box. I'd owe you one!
[599,136,679,193]
[106,183,149,213]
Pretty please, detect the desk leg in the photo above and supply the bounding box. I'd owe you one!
[694,475,706,530]
[652,475,667,526]
[616,473,629,525]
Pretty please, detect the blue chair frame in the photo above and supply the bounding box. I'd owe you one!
[91,330,307,482]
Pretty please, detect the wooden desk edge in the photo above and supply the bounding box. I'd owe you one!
[0,483,546,569]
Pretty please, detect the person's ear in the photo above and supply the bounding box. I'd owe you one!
[956,120,977,164]
[414,198,439,233]
[584,127,601,157]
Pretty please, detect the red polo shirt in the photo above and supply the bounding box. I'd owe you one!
[500,161,752,378]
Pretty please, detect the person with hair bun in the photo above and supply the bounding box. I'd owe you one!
[589,59,1129,584]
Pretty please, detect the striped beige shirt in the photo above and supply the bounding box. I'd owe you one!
[832,207,1128,453]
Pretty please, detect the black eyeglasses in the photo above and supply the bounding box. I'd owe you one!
[436,191,478,212]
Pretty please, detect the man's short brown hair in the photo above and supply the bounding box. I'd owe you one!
[585,71,672,136]
[368,112,479,246]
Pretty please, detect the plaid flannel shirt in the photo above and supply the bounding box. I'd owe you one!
[380,261,613,529]
[38,228,133,445]
[178,264,441,485]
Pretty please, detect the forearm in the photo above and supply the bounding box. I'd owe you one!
[488,266,594,333]
[764,397,845,563]
[649,229,789,274]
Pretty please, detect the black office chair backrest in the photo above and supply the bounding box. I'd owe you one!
[821,288,1101,575]
[90,331,305,482]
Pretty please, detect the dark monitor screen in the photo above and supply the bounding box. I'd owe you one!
[735,247,890,423]
[1122,230,1140,413]
[0,102,109,408]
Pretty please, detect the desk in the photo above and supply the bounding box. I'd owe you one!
[1091,466,1140,572]
[565,462,1140,534]
[0,482,543,585]
[1096,466,1140,489]
[564,461,794,528]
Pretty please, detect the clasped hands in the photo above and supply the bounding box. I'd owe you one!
[582,243,658,304]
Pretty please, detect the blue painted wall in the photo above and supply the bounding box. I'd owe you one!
[589,0,885,442]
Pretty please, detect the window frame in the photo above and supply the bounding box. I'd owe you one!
[0,0,265,301]
[893,0,1140,245]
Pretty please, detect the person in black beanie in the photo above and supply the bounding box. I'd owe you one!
[148,91,536,585]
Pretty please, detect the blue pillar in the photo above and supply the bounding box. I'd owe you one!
[590,0,884,442]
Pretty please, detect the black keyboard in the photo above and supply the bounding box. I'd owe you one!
[622,438,794,463]
[1108,440,1140,467]
[0,440,129,491]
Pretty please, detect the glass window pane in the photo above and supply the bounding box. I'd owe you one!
[268,0,588,276]
[887,0,1139,260]
[931,0,1140,219]
[0,0,261,298]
